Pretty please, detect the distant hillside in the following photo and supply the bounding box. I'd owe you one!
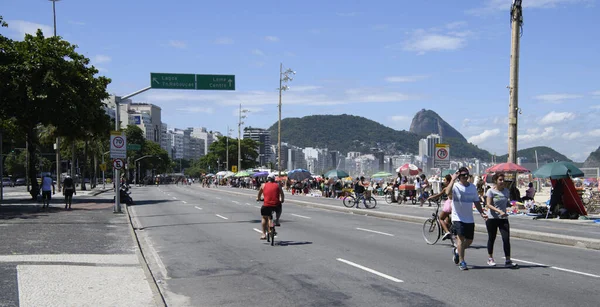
[268,114,492,160]
[583,146,600,168]
[409,109,467,141]
[495,146,572,164]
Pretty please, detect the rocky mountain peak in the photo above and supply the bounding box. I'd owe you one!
[409,109,467,141]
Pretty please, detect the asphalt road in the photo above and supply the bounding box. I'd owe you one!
[129,185,600,307]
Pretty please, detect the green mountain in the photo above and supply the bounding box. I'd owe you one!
[495,146,572,164]
[583,146,600,168]
[267,114,492,160]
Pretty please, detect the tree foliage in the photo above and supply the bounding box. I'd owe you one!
[190,136,259,175]
[0,25,111,198]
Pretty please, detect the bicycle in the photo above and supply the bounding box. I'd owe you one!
[422,201,455,246]
[266,209,277,246]
[343,193,377,209]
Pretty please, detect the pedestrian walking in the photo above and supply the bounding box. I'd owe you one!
[447,167,487,271]
[485,172,518,268]
[63,175,76,210]
[41,173,55,209]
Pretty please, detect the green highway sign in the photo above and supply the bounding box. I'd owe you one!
[127,144,141,151]
[151,73,196,90]
[196,74,235,90]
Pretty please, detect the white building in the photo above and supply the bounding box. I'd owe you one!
[191,127,215,155]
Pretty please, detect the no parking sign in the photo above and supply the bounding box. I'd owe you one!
[434,144,450,168]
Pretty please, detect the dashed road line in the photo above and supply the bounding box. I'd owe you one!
[172,197,177,200]
[291,213,311,219]
[215,214,229,220]
[245,203,252,206]
[232,200,240,204]
[182,201,187,204]
[336,258,403,283]
[252,228,263,234]
[254,206,261,209]
[215,197,222,200]
[510,258,600,278]
[194,206,202,210]
[356,227,394,237]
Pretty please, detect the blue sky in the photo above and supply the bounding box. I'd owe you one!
[2,0,599,162]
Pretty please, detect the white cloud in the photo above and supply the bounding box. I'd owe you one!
[562,132,583,140]
[591,105,600,109]
[6,20,52,37]
[168,40,186,49]
[252,49,265,56]
[539,111,576,125]
[468,0,586,15]
[289,85,323,92]
[390,115,410,122]
[445,21,467,29]
[93,55,111,64]
[230,107,263,116]
[399,27,468,54]
[175,107,214,114]
[144,87,420,107]
[520,127,556,142]
[534,93,583,103]
[264,36,279,42]
[336,12,358,17]
[589,129,600,137]
[468,129,500,144]
[96,67,108,73]
[385,75,428,83]
[592,91,600,97]
[214,37,234,45]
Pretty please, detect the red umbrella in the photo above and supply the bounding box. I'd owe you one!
[485,162,530,174]
[396,163,422,176]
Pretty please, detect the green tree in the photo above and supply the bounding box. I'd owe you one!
[196,137,259,172]
[0,28,111,198]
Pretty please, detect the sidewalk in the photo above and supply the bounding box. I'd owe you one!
[201,185,600,250]
[0,191,161,306]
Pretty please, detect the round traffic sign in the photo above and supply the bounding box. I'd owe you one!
[112,136,125,148]
[113,159,124,170]
[436,148,448,160]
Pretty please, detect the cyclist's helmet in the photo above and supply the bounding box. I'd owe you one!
[267,174,276,182]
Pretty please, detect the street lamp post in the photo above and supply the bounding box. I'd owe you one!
[135,155,156,186]
[49,0,62,192]
[238,104,249,172]
[277,63,295,176]
[226,126,233,172]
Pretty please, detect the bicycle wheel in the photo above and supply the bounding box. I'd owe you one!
[364,197,377,209]
[422,218,441,245]
[411,197,417,205]
[343,195,356,208]
[270,225,275,246]
[385,193,392,204]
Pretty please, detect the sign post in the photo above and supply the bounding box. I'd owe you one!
[110,131,127,213]
[434,143,450,169]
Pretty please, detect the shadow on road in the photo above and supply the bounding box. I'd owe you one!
[274,241,313,246]
[469,264,543,270]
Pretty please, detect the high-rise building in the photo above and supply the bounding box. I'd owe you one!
[191,127,215,155]
[160,123,170,154]
[426,134,442,157]
[418,139,428,158]
[121,103,163,145]
[169,129,184,160]
[243,127,272,166]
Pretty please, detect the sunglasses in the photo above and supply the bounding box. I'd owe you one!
[458,173,469,178]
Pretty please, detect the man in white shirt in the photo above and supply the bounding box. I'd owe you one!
[447,167,487,271]
[41,173,56,209]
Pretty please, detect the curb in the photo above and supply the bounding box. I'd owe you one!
[123,205,168,307]
[202,186,600,251]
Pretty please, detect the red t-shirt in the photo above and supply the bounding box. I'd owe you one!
[263,182,281,207]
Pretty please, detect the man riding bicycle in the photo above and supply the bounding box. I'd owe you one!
[257,174,284,240]
[354,177,367,208]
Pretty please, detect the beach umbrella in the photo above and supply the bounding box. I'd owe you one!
[396,163,422,176]
[288,169,312,181]
[324,169,350,179]
[532,161,584,179]
[372,171,393,178]
[234,171,252,177]
[485,162,530,174]
[252,171,269,178]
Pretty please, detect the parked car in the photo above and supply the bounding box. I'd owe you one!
[15,178,26,186]
[2,178,14,187]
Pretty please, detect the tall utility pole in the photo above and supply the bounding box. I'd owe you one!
[238,104,248,172]
[226,126,232,172]
[50,0,62,191]
[277,63,295,176]
[507,0,523,164]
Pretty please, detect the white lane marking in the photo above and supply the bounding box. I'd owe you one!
[172,197,177,200]
[166,194,171,196]
[182,201,187,204]
[194,206,202,210]
[254,206,261,209]
[510,258,600,278]
[245,203,252,206]
[291,213,311,219]
[215,197,222,200]
[336,258,403,283]
[356,227,394,237]
[232,200,240,204]
[253,228,263,234]
[144,236,168,279]
[215,214,229,220]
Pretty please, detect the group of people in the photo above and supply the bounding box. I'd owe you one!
[429,167,519,271]
[39,173,76,210]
